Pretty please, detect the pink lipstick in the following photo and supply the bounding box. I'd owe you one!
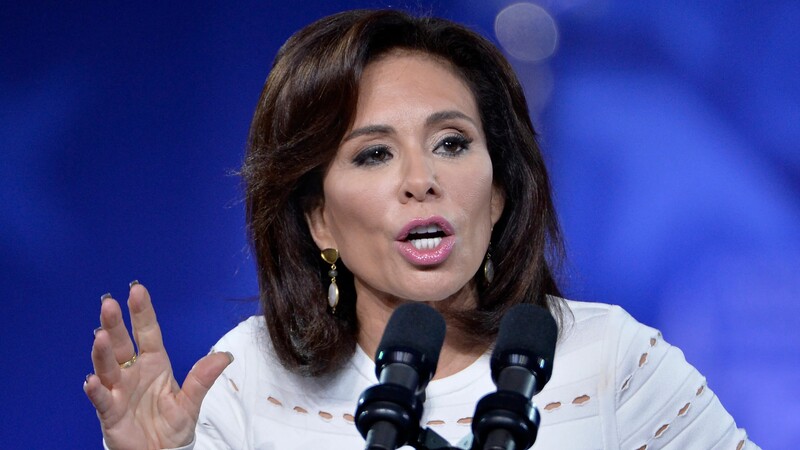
[395,216,455,266]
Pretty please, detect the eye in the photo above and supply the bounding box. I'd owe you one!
[434,134,472,157]
[353,145,393,166]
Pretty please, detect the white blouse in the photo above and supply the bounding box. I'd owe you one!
[174,300,759,449]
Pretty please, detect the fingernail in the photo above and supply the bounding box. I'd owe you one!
[93,326,102,336]
[85,373,93,384]
[225,351,234,363]
[129,280,140,289]
[100,293,112,302]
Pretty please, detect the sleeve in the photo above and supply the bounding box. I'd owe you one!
[607,306,760,450]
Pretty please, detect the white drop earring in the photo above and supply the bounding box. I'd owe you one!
[321,248,339,313]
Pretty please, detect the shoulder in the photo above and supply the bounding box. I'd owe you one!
[543,299,653,403]
[549,298,754,449]
[210,315,271,361]
[555,299,653,357]
[208,315,373,402]
[554,298,693,406]
[208,316,311,393]
[197,316,372,447]
[203,315,306,416]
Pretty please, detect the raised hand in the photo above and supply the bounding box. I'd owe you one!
[84,282,233,450]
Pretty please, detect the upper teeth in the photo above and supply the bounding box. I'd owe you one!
[407,224,444,250]
[409,224,442,235]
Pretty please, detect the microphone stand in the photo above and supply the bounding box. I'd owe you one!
[412,427,465,450]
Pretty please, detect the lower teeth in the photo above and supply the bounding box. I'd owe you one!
[411,237,442,250]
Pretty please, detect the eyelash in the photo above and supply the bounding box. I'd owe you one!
[351,133,473,167]
[352,145,393,166]
[434,134,472,157]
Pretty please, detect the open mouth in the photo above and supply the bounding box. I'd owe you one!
[405,224,448,250]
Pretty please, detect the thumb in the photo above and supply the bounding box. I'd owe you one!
[178,351,234,416]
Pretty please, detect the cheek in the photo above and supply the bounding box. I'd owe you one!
[324,176,391,245]
[451,164,495,217]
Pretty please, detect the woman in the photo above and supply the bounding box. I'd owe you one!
[85,9,757,449]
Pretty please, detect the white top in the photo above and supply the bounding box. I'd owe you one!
[179,300,758,449]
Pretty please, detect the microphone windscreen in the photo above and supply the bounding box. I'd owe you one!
[377,303,447,371]
[493,304,558,381]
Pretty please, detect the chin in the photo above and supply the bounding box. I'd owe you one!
[398,279,477,307]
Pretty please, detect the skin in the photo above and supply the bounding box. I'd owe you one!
[307,50,505,378]
[84,285,233,449]
[84,50,504,448]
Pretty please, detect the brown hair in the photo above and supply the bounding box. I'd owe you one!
[241,9,564,377]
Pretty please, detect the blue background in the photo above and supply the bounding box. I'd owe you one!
[2,1,797,448]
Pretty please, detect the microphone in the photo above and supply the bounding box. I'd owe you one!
[471,304,558,450]
[355,303,447,450]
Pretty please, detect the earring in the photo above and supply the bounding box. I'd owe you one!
[483,247,495,284]
[321,248,339,313]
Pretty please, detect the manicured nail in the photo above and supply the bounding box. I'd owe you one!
[129,280,140,289]
[93,326,102,336]
[85,373,93,384]
[100,293,112,302]
[225,351,235,363]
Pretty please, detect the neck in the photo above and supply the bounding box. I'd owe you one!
[355,285,489,380]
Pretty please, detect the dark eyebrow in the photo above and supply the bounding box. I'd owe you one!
[425,110,477,127]
[343,110,477,142]
[343,124,394,142]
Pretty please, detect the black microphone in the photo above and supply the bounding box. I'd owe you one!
[471,304,558,450]
[355,303,447,450]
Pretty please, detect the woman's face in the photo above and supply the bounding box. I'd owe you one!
[307,51,504,308]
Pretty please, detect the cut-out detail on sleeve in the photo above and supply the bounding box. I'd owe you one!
[293,406,308,414]
[629,365,709,450]
[456,417,472,425]
[544,401,562,411]
[343,413,355,423]
[737,440,745,450]
[318,411,333,421]
[620,375,632,392]
[229,379,239,392]
[426,420,445,426]
[633,379,714,450]
[572,395,591,405]
[619,334,660,392]
[267,396,282,406]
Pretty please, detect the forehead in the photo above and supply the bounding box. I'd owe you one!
[364,48,464,78]
[354,50,479,122]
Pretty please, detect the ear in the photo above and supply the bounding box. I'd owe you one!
[490,184,506,225]
[305,201,338,251]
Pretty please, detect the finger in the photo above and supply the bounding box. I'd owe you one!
[84,373,115,417]
[177,352,234,415]
[99,295,136,364]
[92,329,123,388]
[127,283,166,355]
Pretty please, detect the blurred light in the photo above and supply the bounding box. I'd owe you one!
[494,2,559,62]
[518,64,555,116]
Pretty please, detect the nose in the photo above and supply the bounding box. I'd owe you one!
[399,151,440,202]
